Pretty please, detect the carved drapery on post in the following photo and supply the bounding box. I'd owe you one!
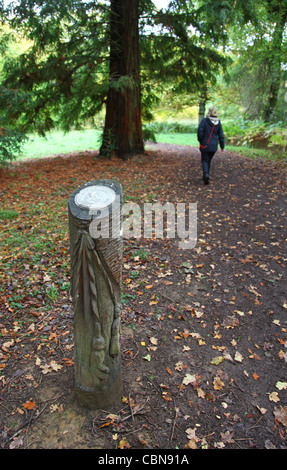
[68,180,122,409]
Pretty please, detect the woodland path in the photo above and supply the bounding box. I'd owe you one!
[0,143,286,450]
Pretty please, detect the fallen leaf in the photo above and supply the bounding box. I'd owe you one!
[99,421,113,428]
[40,363,52,374]
[196,387,206,398]
[22,400,37,410]
[274,406,287,427]
[9,436,23,449]
[182,373,197,386]
[213,376,225,391]
[106,413,118,421]
[175,361,184,371]
[50,360,63,371]
[186,427,200,443]
[256,406,267,415]
[143,354,151,362]
[234,351,243,362]
[276,381,287,390]
[220,430,234,444]
[210,356,225,365]
[269,392,280,402]
[118,437,131,449]
[234,310,245,316]
[149,337,158,345]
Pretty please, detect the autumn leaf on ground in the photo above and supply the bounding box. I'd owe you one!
[118,437,131,449]
[50,403,64,414]
[40,363,51,374]
[149,337,158,346]
[175,361,185,371]
[276,381,287,390]
[196,387,206,399]
[185,427,200,448]
[257,406,267,415]
[213,376,225,390]
[222,315,239,329]
[210,356,225,365]
[9,436,23,449]
[268,392,280,402]
[143,354,151,362]
[182,373,197,386]
[274,406,287,427]
[39,360,63,374]
[50,360,63,371]
[22,399,37,410]
[234,351,243,363]
[220,430,235,444]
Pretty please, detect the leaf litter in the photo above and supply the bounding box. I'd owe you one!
[0,144,287,449]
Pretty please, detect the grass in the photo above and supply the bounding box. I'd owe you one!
[155,133,198,146]
[16,127,285,163]
[18,129,199,161]
[18,129,102,161]
[226,144,285,161]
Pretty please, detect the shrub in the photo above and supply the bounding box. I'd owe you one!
[143,120,198,134]
[0,128,27,166]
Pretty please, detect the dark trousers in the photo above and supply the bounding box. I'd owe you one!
[201,151,215,177]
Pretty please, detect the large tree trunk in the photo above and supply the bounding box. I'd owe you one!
[100,0,144,160]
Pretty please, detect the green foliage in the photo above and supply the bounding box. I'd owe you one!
[268,129,287,156]
[0,30,29,165]
[97,129,118,159]
[218,0,287,123]
[142,125,157,143]
[0,128,27,166]
[224,118,287,156]
[1,0,110,137]
[144,120,198,134]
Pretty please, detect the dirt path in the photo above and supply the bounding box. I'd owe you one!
[0,143,287,450]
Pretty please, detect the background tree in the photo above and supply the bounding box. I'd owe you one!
[100,0,144,159]
[262,0,287,122]
[0,0,285,165]
[0,26,29,165]
[215,0,287,122]
[1,1,110,134]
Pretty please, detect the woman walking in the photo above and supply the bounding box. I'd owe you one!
[197,106,225,185]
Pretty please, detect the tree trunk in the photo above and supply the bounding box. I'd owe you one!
[100,0,144,160]
[198,98,206,125]
[263,8,287,122]
[198,86,208,124]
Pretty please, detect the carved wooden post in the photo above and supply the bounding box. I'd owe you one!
[68,180,123,409]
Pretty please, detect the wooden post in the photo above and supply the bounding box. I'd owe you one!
[68,180,123,409]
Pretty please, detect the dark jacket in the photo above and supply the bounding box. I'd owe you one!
[197,117,225,153]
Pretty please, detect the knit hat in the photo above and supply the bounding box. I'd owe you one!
[207,106,218,118]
